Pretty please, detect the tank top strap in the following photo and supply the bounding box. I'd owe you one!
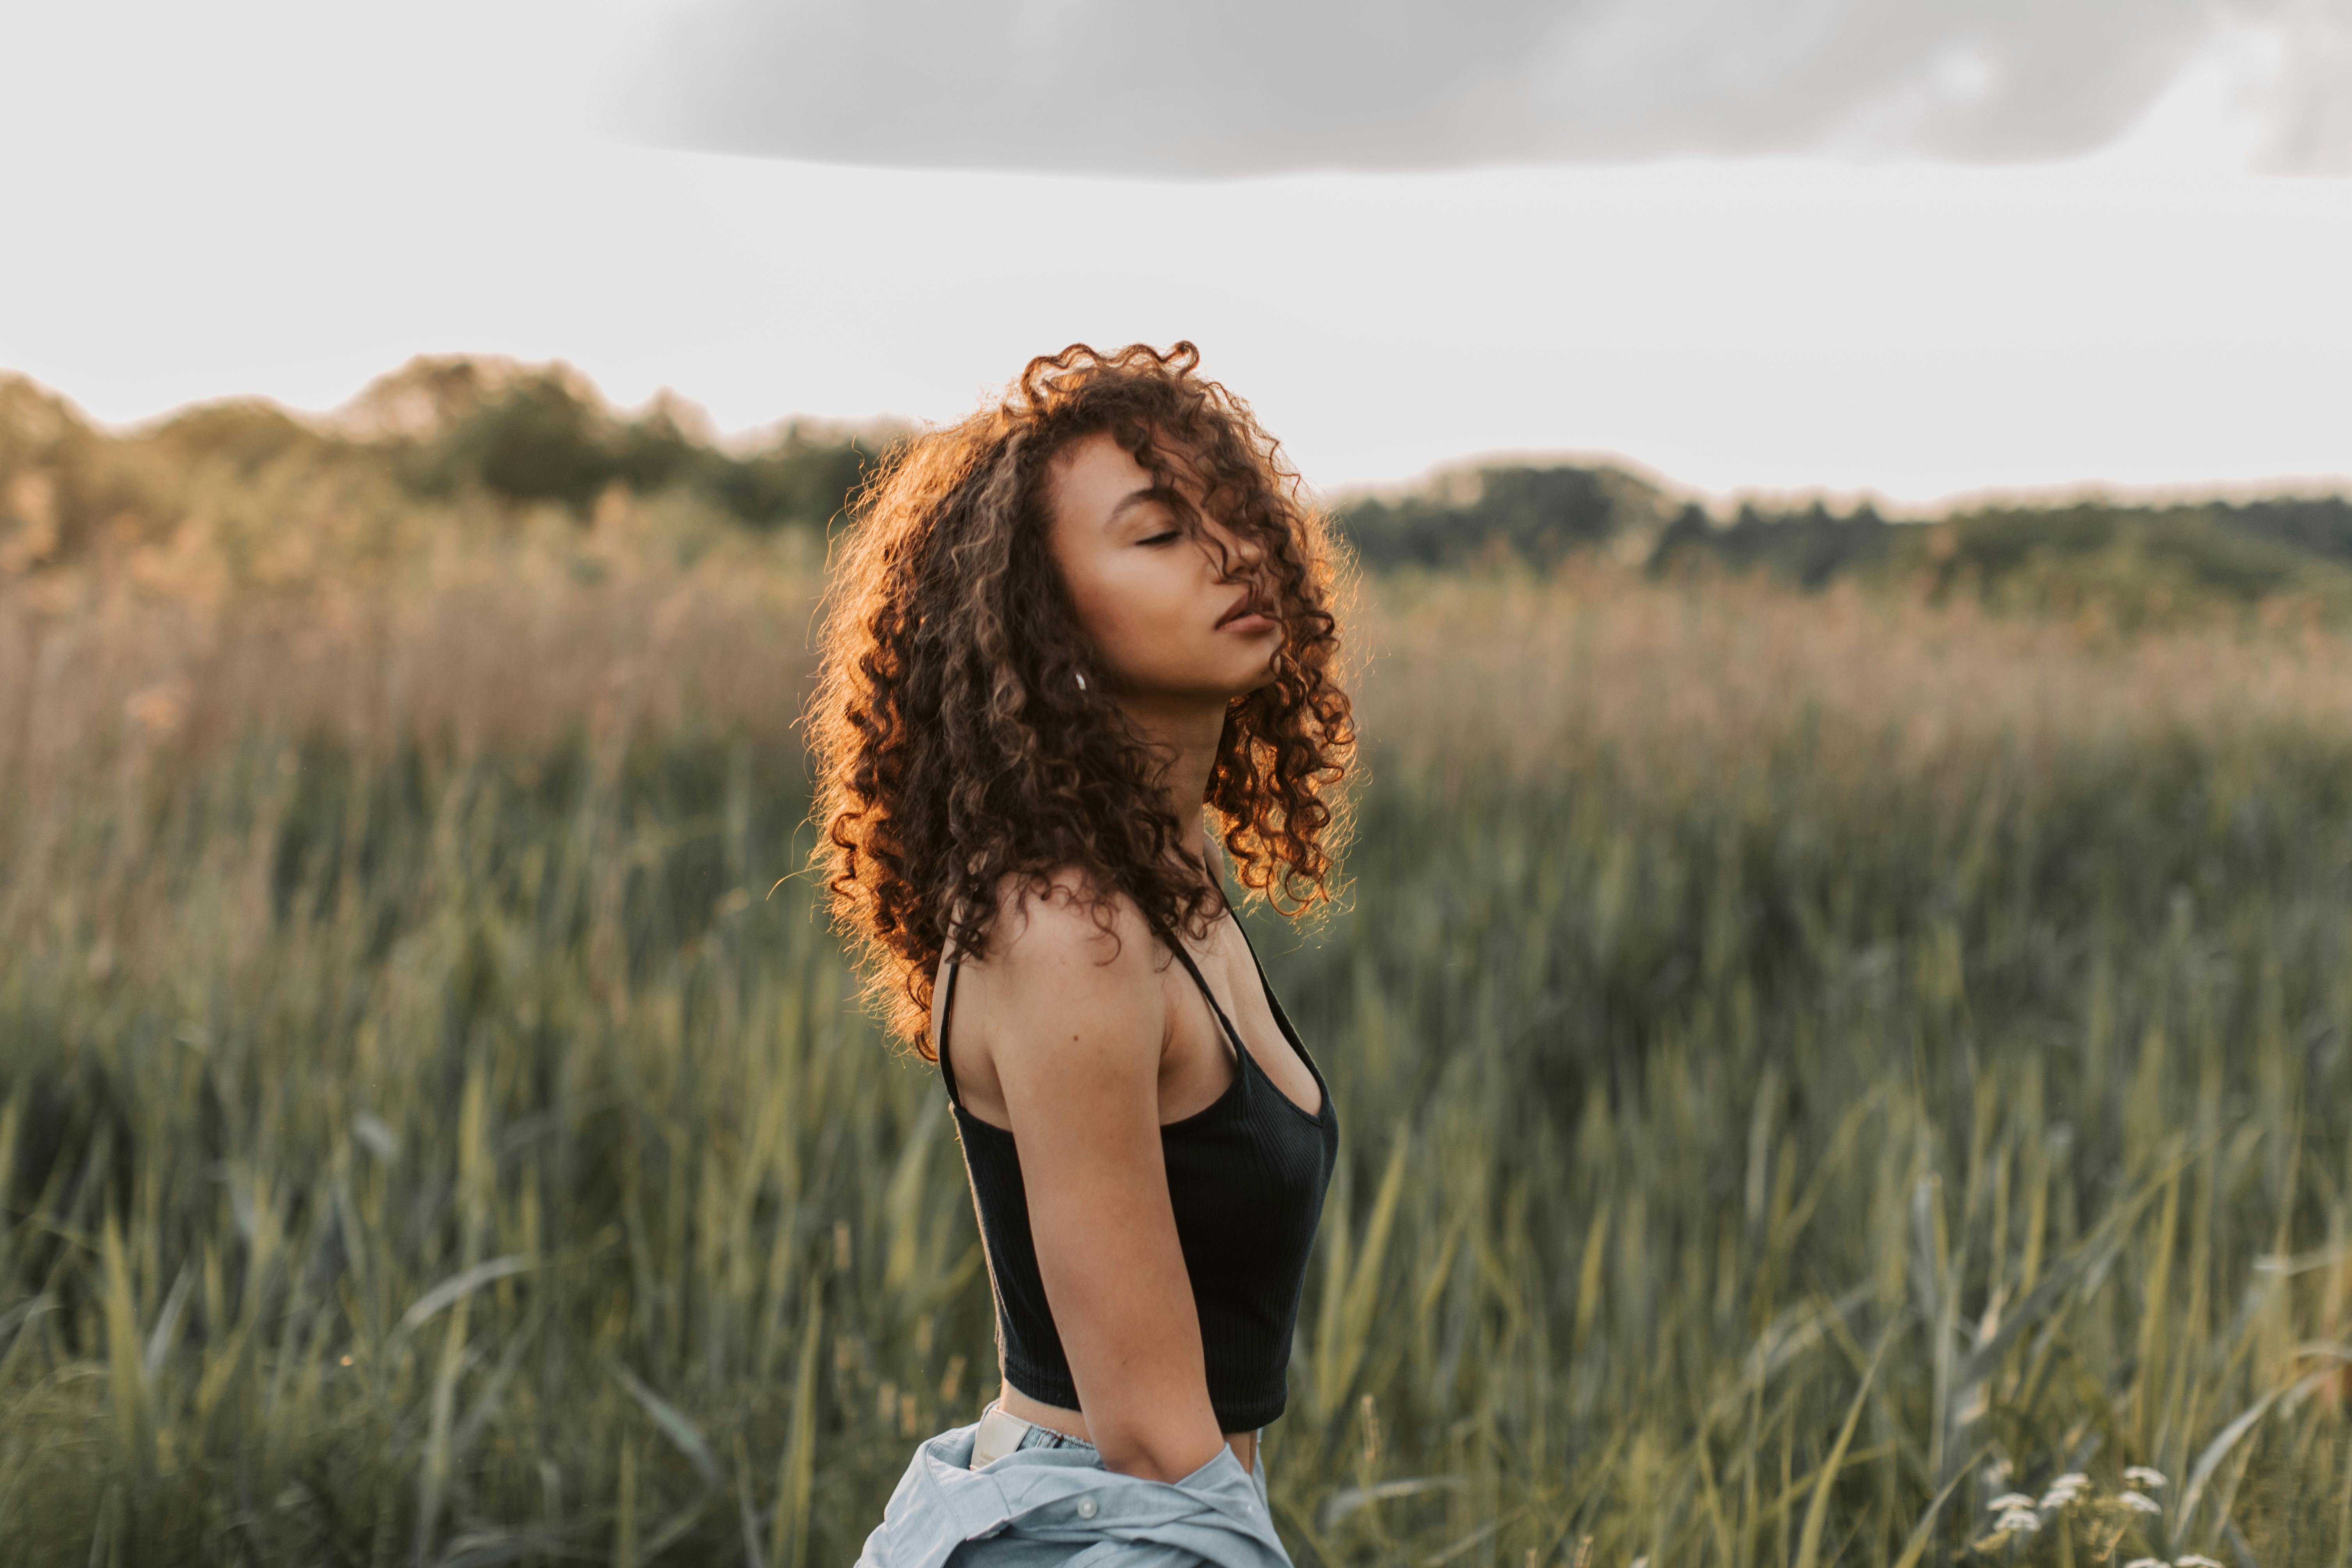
[1221,908,1302,1055]
[935,955,968,1111]
[1159,929,1246,1066]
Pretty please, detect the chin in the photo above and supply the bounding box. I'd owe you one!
[1230,661,1284,699]
[1133,651,1282,703]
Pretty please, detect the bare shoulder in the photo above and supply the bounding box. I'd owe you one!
[965,865,1170,1081]
[981,865,1161,980]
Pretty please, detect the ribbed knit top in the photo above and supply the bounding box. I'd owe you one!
[936,911,1339,1432]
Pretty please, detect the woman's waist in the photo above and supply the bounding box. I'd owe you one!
[994,1382,1260,1472]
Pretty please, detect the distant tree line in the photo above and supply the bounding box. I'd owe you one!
[392,367,887,530]
[0,356,900,574]
[1337,461,2352,622]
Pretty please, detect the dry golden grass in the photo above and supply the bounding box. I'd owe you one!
[1356,563,2352,800]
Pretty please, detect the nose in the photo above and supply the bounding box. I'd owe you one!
[1205,517,1265,577]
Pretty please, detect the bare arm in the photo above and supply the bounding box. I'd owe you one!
[981,876,1227,1484]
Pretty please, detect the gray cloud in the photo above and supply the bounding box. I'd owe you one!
[600,0,2352,176]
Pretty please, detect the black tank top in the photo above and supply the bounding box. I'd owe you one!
[935,909,1339,1431]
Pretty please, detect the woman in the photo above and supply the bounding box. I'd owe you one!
[806,341,1357,1566]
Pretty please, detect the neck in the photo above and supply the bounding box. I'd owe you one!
[1111,689,1228,884]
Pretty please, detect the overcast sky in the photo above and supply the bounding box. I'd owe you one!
[617,0,2352,176]
[1,0,2346,506]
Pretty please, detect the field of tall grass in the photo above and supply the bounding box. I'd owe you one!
[4,480,2352,1567]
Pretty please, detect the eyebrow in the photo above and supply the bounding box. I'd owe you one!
[1106,485,1173,526]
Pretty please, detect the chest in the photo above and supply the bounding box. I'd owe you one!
[1158,926,1324,1124]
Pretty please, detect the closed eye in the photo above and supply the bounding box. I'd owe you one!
[1138,530,1182,546]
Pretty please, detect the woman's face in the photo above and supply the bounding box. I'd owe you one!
[1044,430,1285,704]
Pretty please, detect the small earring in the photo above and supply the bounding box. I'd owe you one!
[1074,670,1088,691]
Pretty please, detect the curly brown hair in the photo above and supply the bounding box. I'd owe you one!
[801,341,1358,1052]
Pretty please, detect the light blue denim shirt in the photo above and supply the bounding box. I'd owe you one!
[855,1416,1294,1568]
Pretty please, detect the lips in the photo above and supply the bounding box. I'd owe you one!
[1216,590,1273,629]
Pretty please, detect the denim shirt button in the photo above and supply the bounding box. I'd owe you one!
[1075,1498,1097,1520]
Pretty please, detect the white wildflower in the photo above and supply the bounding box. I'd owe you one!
[2040,1473,2089,1508]
[1984,1457,2014,1487]
[2124,1559,2165,1568]
[1995,1509,2042,1534]
[1986,1493,2039,1511]
[2120,1490,2163,1514]
[2124,1465,2167,1489]
[2175,1556,2224,1568]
